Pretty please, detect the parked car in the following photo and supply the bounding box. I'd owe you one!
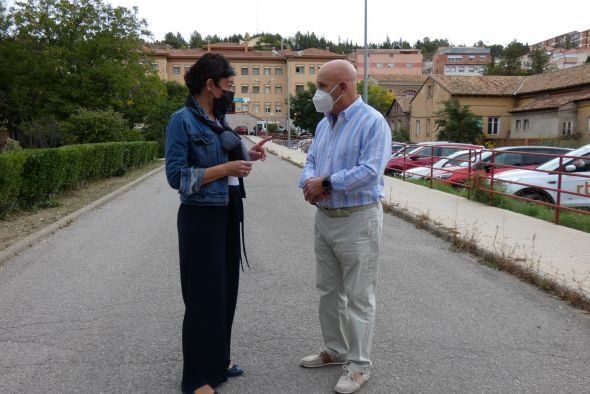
[391,143,418,158]
[435,146,574,186]
[405,149,482,179]
[385,143,482,175]
[495,144,590,207]
[234,125,248,135]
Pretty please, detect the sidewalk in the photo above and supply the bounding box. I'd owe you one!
[256,137,590,298]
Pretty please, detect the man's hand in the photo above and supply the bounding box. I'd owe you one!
[303,177,330,204]
[249,136,272,161]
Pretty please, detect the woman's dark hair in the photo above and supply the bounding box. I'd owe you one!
[185,53,235,95]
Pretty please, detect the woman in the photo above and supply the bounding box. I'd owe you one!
[165,53,271,394]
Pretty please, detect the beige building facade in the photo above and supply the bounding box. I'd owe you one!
[408,64,590,145]
[151,44,347,128]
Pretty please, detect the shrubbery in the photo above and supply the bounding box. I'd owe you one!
[0,141,158,216]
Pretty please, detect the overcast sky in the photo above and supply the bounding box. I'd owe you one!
[6,0,590,47]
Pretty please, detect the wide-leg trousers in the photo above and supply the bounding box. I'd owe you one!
[177,187,242,392]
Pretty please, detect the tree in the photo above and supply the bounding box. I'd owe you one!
[484,40,528,76]
[0,0,165,145]
[188,31,203,48]
[434,99,483,144]
[585,55,590,64]
[357,81,394,114]
[414,37,450,60]
[289,82,323,135]
[488,44,504,58]
[163,32,187,48]
[61,108,128,144]
[144,81,188,156]
[527,48,555,75]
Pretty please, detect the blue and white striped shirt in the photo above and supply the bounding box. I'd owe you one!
[298,97,392,208]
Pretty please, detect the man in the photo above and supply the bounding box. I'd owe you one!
[298,59,391,393]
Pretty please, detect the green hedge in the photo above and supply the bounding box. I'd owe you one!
[0,141,158,215]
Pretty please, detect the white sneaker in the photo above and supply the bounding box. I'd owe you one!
[334,365,370,394]
[300,351,346,368]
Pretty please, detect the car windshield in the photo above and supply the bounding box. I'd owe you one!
[537,147,589,170]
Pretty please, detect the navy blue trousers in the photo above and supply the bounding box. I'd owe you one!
[177,187,242,392]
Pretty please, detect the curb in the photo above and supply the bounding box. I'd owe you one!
[0,164,165,267]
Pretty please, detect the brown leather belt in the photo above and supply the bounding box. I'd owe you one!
[317,202,378,218]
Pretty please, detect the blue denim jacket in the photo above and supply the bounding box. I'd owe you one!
[165,104,229,206]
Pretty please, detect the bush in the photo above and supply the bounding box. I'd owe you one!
[1,137,22,152]
[0,141,158,216]
[61,108,128,144]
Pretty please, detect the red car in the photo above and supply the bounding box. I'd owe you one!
[435,146,574,186]
[385,143,482,175]
[234,125,248,135]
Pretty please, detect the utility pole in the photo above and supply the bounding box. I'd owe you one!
[363,0,368,103]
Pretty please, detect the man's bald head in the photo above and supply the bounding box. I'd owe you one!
[318,59,357,84]
[315,59,359,115]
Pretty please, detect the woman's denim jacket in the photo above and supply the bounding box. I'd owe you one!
[165,104,229,206]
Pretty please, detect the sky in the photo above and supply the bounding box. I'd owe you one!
[5,0,590,48]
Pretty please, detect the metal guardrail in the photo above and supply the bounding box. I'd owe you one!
[389,145,590,225]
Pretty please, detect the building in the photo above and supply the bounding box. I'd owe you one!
[530,28,590,50]
[385,96,412,134]
[354,49,423,80]
[369,74,428,97]
[432,47,491,76]
[408,64,590,145]
[150,43,347,129]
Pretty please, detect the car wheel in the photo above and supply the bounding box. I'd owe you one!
[517,189,554,204]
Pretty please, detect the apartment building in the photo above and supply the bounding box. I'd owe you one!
[354,49,423,80]
[432,47,491,76]
[530,28,590,50]
[150,43,347,128]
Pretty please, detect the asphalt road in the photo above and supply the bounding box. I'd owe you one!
[1,151,589,394]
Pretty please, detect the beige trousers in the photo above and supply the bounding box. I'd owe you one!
[314,203,383,373]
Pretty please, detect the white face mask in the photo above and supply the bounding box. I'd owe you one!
[312,83,343,113]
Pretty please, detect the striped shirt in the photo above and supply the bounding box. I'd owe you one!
[298,96,392,208]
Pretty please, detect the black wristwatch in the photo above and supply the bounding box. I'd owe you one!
[321,176,332,192]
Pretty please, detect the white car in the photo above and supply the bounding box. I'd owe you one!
[496,144,590,207]
[405,150,480,179]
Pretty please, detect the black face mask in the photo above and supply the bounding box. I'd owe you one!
[213,87,235,115]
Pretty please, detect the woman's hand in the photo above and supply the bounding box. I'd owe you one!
[249,136,273,161]
[225,160,253,177]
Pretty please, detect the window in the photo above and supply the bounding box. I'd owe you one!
[416,120,421,136]
[253,67,260,75]
[264,67,271,76]
[428,85,432,97]
[448,55,463,62]
[388,63,394,68]
[426,119,431,136]
[404,90,417,97]
[458,67,465,72]
[376,63,384,68]
[469,55,475,61]
[275,67,283,75]
[241,67,248,75]
[242,104,249,112]
[295,84,304,93]
[275,103,282,113]
[488,117,500,135]
[480,55,487,61]
[253,102,260,113]
[264,102,271,113]
[515,120,521,130]
[523,119,529,130]
[468,67,475,72]
[264,85,271,94]
[241,85,249,93]
[172,65,181,74]
[562,121,573,136]
[309,65,315,74]
[406,63,413,68]
[252,85,260,94]
[184,65,191,72]
[151,62,158,71]
[275,85,283,94]
[295,65,305,74]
